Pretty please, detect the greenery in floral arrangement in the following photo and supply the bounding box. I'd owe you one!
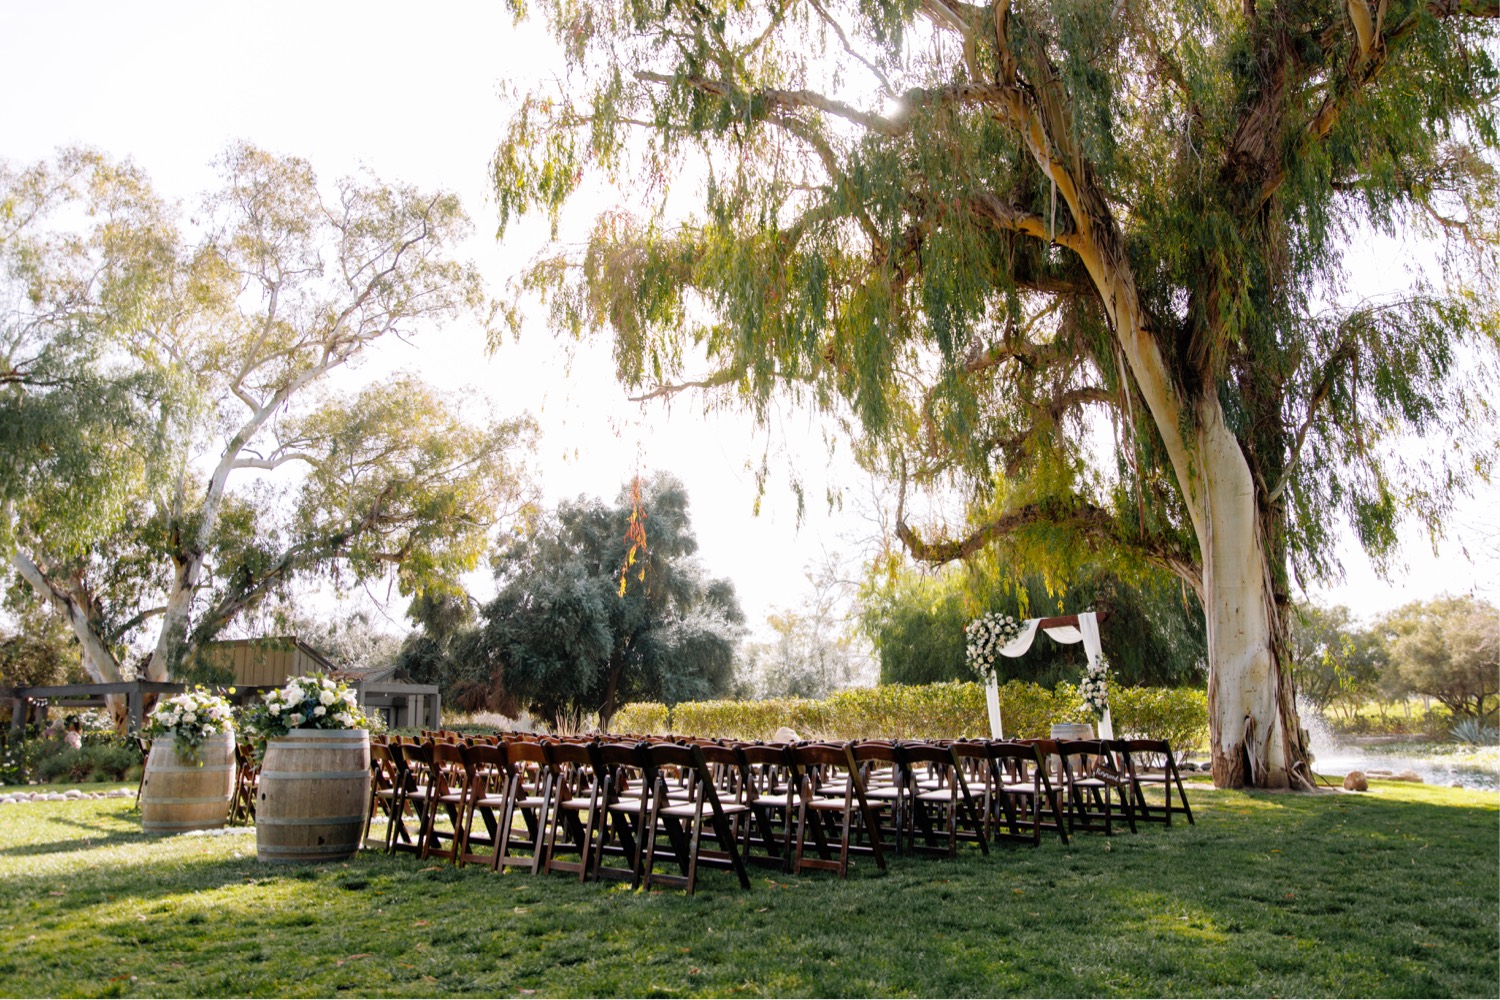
[964,613,1024,683]
[1080,657,1111,719]
[240,674,371,760]
[141,688,236,762]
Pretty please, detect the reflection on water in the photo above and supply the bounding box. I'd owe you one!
[1301,703,1500,792]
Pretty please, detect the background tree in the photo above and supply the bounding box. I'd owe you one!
[861,563,1206,687]
[741,552,874,698]
[4,146,538,710]
[0,606,85,689]
[1378,595,1499,719]
[494,0,1500,786]
[468,473,744,730]
[1286,601,1385,719]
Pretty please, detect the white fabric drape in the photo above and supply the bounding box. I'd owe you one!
[984,610,1112,739]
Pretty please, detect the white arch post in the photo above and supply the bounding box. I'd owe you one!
[984,610,1113,740]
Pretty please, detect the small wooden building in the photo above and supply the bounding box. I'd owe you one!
[202,637,339,687]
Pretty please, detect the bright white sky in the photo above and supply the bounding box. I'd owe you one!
[2,0,1493,634]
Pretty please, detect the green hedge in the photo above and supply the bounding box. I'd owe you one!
[612,682,1208,752]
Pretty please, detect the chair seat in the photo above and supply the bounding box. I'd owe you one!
[660,801,749,818]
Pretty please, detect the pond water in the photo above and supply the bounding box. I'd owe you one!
[1303,709,1500,792]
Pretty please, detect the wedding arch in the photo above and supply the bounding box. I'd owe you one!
[984,611,1113,740]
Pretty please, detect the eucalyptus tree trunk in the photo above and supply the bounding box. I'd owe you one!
[1068,201,1311,789]
[1191,405,1309,789]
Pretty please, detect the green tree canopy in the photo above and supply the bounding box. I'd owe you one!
[467,473,745,729]
[1286,600,1386,716]
[1378,594,1499,718]
[861,562,1205,687]
[3,146,538,710]
[493,0,1500,786]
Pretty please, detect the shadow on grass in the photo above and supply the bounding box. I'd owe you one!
[0,814,159,857]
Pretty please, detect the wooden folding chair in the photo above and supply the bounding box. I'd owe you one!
[456,742,510,866]
[418,741,472,863]
[851,741,908,856]
[736,743,795,871]
[378,741,428,855]
[1055,738,1136,835]
[230,742,260,827]
[789,743,888,878]
[1111,739,1194,826]
[591,742,651,885]
[492,740,554,875]
[989,740,1069,846]
[640,742,752,894]
[898,741,988,858]
[542,741,603,882]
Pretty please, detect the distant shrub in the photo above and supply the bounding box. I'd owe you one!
[29,737,142,784]
[610,702,670,735]
[615,681,1209,751]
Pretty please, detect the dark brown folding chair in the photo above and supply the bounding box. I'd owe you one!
[380,741,429,855]
[456,742,510,866]
[1055,738,1136,835]
[230,742,260,827]
[492,740,554,875]
[896,742,989,858]
[989,740,1069,846]
[735,743,795,871]
[639,742,752,893]
[418,741,471,862]
[591,742,651,885]
[1111,739,1194,826]
[851,741,908,855]
[542,740,602,882]
[789,743,888,878]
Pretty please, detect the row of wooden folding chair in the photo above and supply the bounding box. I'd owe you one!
[362,733,1191,892]
[367,736,754,894]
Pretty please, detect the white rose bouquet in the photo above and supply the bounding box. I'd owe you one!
[143,687,236,761]
[1080,656,1111,718]
[964,613,1025,683]
[240,673,371,760]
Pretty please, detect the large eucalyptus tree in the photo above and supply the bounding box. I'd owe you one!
[3,146,538,700]
[493,0,1499,786]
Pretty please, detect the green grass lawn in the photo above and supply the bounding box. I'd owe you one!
[0,782,1496,998]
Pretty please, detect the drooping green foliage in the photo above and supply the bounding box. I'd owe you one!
[0,151,185,563]
[468,473,745,728]
[861,562,1205,687]
[494,0,1500,785]
[495,0,1498,590]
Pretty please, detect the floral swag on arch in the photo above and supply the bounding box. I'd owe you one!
[966,611,1113,740]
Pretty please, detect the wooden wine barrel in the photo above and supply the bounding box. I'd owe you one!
[1050,722,1096,741]
[140,732,236,834]
[256,728,370,863]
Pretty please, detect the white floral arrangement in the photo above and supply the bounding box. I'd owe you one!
[143,687,236,761]
[241,673,370,759]
[1080,656,1111,718]
[964,613,1025,682]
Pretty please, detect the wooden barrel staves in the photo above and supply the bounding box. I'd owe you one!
[140,732,236,834]
[256,728,371,863]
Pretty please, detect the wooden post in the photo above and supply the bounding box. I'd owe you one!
[128,684,144,735]
[9,697,26,739]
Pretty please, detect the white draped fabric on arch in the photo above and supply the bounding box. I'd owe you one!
[984,610,1113,741]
